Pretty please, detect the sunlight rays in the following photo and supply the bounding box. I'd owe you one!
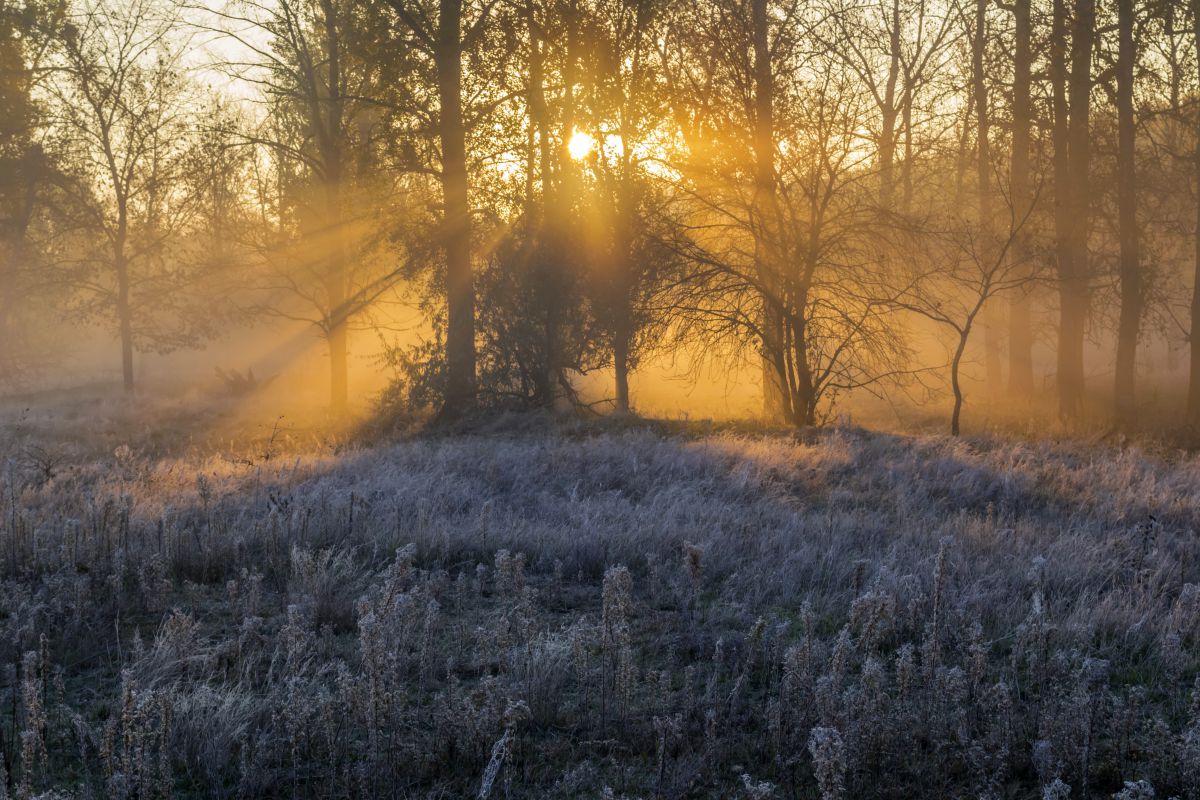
[567,129,595,160]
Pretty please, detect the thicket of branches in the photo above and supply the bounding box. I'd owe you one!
[3,0,1200,433]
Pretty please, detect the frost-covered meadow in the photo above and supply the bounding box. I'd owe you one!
[2,397,1199,798]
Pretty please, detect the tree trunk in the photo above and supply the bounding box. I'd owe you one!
[329,323,348,410]
[322,180,348,412]
[1008,296,1035,395]
[0,202,30,380]
[953,85,973,206]
[1051,0,1092,420]
[901,82,913,214]
[1187,0,1200,426]
[973,0,1002,393]
[951,331,968,436]
[1007,0,1035,396]
[1063,0,1093,418]
[0,252,10,374]
[116,264,134,393]
[878,0,901,208]
[537,296,559,407]
[319,0,349,413]
[525,0,564,411]
[879,107,898,209]
[1051,0,1071,409]
[1190,160,1200,424]
[751,0,787,422]
[610,0,649,416]
[1113,0,1140,429]
[114,219,135,394]
[614,324,631,414]
[436,0,475,417]
[613,179,635,415]
[526,0,552,196]
[789,307,816,426]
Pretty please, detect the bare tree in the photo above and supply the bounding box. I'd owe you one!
[196,0,401,411]
[817,0,958,213]
[660,4,911,426]
[1051,0,1094,419]
[1113,0,1141,428]
[1005,0,1036,396]
[49,0,219,393]
[884,190,1039,434]
[966,0,1004,391]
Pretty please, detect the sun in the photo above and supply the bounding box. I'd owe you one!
[567,130,595,160]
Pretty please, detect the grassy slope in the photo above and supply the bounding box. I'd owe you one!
[1,397,1198,798]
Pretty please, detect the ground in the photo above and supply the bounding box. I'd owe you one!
[0,391,1198,798]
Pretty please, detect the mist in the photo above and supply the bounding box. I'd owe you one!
[2,0,1197,436]
[4,0,1200,797]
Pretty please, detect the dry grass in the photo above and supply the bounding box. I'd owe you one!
[1,394,1199,798]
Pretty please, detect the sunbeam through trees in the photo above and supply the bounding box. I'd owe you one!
[4,0,1200,796]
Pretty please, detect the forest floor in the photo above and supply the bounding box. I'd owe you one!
[1,389,1198,799]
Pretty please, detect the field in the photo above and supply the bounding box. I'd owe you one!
[1,394,1199,799]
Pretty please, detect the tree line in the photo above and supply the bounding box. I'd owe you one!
[1,0,1199,433]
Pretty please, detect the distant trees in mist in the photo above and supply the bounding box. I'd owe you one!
[3,0,1200,433]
